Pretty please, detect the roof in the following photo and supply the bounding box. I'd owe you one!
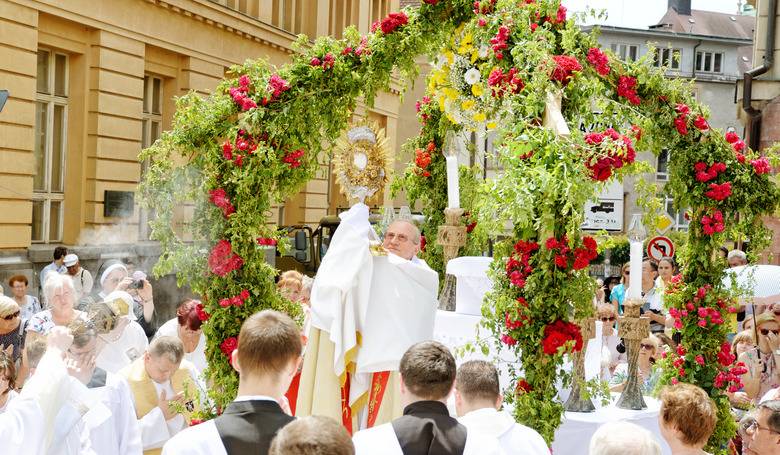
[651,7,755,41]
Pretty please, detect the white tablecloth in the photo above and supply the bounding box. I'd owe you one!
[552,394,671,455]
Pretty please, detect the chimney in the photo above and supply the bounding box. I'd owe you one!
[668,0,692,16]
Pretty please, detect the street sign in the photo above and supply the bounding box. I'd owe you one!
[582,181,624,232]
[655,212,675,235]
[647,236,675,261]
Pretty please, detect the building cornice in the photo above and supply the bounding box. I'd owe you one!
[583,25,753,46]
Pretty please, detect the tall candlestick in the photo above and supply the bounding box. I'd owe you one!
[446,155,460,209]
[628,241,643,299]
[626,214,647,300]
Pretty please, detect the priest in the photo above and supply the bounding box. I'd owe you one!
[296,203,439,433]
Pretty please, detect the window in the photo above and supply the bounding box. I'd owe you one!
[654,47,681,70]
[665,196,689,231]
[695,51,724,74]
[139,75,163,240]
[610,43,638,62]
[656,149,669,181]
[32,49,68,243]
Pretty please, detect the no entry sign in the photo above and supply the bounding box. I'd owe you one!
[647,236,674,261]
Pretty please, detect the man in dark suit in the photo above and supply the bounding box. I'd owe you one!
[162,310,301,455]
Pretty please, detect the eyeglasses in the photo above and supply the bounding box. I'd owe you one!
[747,420,780,434]
[639,343,655,350]
[600,317,616,322]
[760,328,780,336]
[2,311,19,321]
[385,232,412,244]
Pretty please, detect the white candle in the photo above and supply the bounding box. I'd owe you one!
[628,240,643,300]
[446,155,460,209]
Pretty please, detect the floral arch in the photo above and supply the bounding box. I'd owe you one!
[141,0,780,450]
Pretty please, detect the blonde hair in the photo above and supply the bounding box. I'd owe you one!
[0,296,20,318]
[659,383,717,446]
[732,330,756,356]
[279,270,303,282]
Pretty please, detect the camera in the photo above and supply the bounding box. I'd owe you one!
[128,279,145,290]
[616,339,626,354]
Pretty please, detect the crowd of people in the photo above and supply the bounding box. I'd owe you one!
[3,239,780,454]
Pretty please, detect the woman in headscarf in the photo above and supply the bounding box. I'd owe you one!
[95,261,155,338]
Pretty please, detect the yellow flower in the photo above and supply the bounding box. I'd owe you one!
[458,43,474,56]
[461,99,476,111]
[471,84,484,97]
[470,51,479,64]
[443,88,458,100]
[487,121,497,130]
[445,51,455,65]
[438,95,447,111]
[447,113,458,124]
[473,112,486,122]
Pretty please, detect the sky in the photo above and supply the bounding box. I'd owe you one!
[564,0,746,29]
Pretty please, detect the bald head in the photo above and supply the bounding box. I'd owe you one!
[383,220,421,260]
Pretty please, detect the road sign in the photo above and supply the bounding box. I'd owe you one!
[582,181,624,232]
[647,236,675,261]
[655,213,675,235]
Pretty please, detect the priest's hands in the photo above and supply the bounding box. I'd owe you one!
[159,390,186,421]
[47,326,74,353]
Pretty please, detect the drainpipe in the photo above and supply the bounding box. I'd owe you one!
[692,39,702,78]
[743,0,778,151]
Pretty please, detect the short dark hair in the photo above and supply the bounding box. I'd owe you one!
[269,416,354,455]
[399,341,456,401]
[456,360,500,403]
[758,400,780,433]
[643,259,658,272]
[237,310,301,376]
[53,246,68,260]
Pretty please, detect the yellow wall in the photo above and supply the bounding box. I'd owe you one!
[0,0,405,250]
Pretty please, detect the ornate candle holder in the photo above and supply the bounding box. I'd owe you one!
[616,298,650,410]
[437,207,467,311]
[565,317,597,412]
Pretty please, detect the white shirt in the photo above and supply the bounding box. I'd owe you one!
[0,389,18,414]
[154,318,207,377]
[458,408,548,455]
[352,419,504,455]
[161,396,279,455]
[95,321,148,374]
[85,371,142,455]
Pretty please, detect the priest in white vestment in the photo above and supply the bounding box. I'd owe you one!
[296,203,439,433]
[120,336,202,455]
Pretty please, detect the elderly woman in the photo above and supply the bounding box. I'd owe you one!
[94,290,149,374]
[27,273,86,337]
[0,297,25,363]
[154,299,207,376]
[96,261,155,337]
[739,312,780,401]
[610,333,661,393]
[597,304,625,381]
[7,275,42,321]
[658,383,717,455]
[0,351,17,414]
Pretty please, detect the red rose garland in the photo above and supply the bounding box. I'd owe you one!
[414,142,435,177]
[219,289,251,308]
[371,11,408,34]
[490,25,511,60]
[700,210,724,235]
[220,337,238,358]
[583,128,637,182]
[542,320,584,355]
[616,76,641,105]
[488,67,524,97]
[229,75,257,111]
[549,55,582,86]
[586,48,610,76]
[208,188,236,218]
[208,239,244,277]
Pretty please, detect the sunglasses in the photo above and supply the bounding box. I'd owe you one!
[623,271,630,276]
[2,311,19,321]
[760,328,780,336]
[600,317,616,322]
[639,343,655,350]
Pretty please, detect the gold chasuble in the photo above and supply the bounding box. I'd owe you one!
[122,358,200,455]
[295,203,438,433]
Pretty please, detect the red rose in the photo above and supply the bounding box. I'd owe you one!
[542,330,569,354]
[501,334,518,346]
[209,188,236,218]
[674,116,688,135]
[556,5,567,23]
[693,115,709,131]
[725,131,740,144]
[423,0,439,4]
[516,379,533,394]
[616,76,641,105]
[240,289,250,301]
[195,303,210,322]
[550,55,582,86]
[208,240,244,277]
[586,48,610,76]
[751,157,772,175]
[220,337,238,357]
[554,254,569,268]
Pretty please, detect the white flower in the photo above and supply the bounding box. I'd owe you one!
[464,68,481,85]
[478,45,489,59]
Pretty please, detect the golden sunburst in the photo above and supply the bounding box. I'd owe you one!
[333,121,392,203]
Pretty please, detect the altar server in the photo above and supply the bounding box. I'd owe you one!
[162,310,301,455]
[455,360,549,455]
[120,336,201,455]
[67,321,142,454]
[352,341,502,455]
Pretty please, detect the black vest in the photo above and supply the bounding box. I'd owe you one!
[391,401,468,455]
[213,399,295,455]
